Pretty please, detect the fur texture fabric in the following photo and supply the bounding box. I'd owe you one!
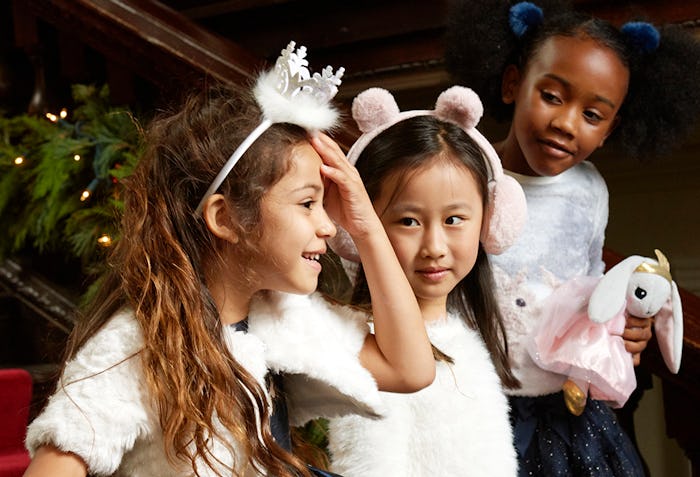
[248,291,385,425]
[26,293,383,476]
[254,69,340,131]
[25,311,263,476]
[327,313,517,477]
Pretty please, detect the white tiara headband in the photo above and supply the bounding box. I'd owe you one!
[195,41,345,215]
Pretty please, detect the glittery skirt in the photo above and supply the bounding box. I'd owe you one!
[308,466,343,476]
[509,393,644,477]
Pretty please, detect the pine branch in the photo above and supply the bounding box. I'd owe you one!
[0,84,144,291]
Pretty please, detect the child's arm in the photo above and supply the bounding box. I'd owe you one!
[311,133,435,393]
[23,445,88,477]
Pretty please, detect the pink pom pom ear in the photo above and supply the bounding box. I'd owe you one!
[434,86,483,131]
[351,88,401,134]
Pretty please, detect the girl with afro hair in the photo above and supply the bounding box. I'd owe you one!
[445,1,700,475]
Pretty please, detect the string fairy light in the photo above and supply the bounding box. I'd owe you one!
[79,178,99,202]
[2,85,138,261]
[46,108,69,124]
[97,234,112,247]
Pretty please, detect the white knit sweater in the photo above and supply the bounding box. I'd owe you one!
[490,162,609,397]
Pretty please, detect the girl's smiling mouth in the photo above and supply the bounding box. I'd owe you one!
[417,267,449,281]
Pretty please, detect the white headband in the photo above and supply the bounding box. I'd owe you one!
[195,41,345,215]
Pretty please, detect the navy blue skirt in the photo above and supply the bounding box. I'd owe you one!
[510,393,644,477]
[307,466,343,477]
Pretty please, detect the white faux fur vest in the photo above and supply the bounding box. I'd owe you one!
[248,291,384,424]
[328,313,518,477]
[25,292,382,476]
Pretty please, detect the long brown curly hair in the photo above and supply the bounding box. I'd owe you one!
[63,84,314,476]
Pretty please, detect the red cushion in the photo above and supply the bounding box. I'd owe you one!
[0,450,31,477]
[0,368,33,471]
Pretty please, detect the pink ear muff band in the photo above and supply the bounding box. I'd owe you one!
[327,86,527,262]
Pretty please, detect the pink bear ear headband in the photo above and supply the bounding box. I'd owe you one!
[328,86,527,262]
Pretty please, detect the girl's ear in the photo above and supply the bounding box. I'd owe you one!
[502,65,521,104]
[202,193,239,244]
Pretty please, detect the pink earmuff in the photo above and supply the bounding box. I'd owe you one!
[329,86,527,262]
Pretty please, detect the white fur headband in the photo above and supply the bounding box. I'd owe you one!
[195,41,345,215]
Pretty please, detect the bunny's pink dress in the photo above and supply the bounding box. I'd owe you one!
[527,275,637,409]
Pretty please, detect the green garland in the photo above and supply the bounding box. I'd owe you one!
[0,84,142,287]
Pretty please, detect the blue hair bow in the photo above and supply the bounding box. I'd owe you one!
[509,2,544,38]
[621,21,660,53]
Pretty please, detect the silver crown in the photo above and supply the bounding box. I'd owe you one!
[273,41,345,104]
[195,41,345,215]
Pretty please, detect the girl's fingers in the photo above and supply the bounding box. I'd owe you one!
[626,315,653,328]
[313,135,362,192]
[311,133,377,237]
[320,163,348,201]
[311,133,350,170]
[320,162,340,180]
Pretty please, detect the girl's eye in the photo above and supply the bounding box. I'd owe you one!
[301,200,315,209]
[583,110,603,123]
[541,91,561,104]
[445,216,464,225]
[400,217,419,226]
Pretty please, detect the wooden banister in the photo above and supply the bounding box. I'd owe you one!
[16,0,361,147]
[18,0,264,94]
[0,259,77,334]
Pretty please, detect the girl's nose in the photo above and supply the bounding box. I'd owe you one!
[317,209,337,238]
[421,225,447,258]
[550,107,577,137]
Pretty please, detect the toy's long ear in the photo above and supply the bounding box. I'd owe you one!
[589,256,646,323]
[654,281,683,374]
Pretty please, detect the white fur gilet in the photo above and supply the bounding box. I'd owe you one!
[328,313,517,476]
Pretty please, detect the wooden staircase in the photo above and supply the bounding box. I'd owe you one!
[0,258,77,420]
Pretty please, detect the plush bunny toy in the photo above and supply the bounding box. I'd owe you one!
[529,249,683,415]
[588,249,683,374]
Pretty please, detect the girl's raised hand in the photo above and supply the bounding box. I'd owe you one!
[311,133,435,393]
[310,133,381,240]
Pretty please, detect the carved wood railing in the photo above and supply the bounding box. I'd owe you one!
[15,0,263,94]
[605,249,700,476]
[13,0,361,147]
[0,258,79,418]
